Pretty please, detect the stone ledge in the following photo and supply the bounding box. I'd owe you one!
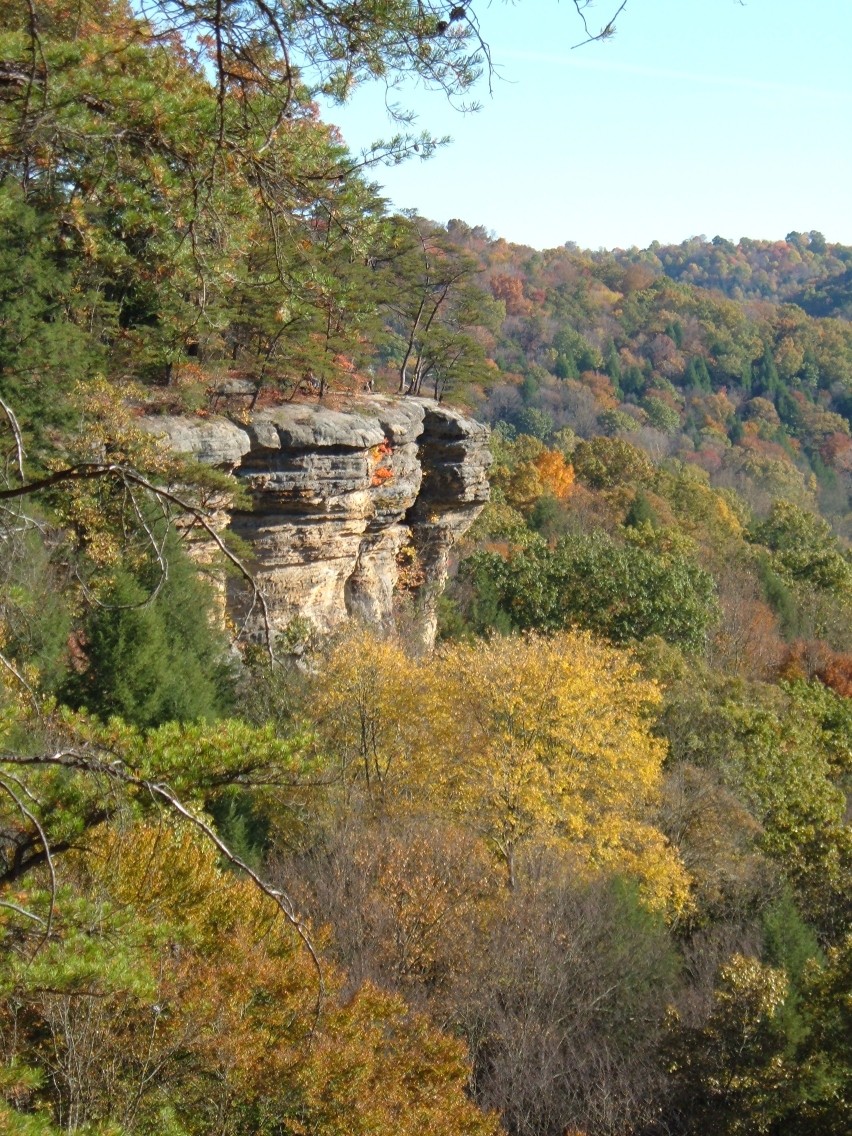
[143,397,490,648]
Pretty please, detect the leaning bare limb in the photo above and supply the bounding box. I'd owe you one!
[0,746,325,1016]
[0,461,122,501]
[0,396,26,486]
[0,898,46,924]
[571,0,629,48]
[0,461,277,662]
[0,774,57,952]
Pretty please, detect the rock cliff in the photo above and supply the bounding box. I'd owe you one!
[142,397,490,648]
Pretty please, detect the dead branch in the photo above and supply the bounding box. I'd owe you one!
[572,0,629,48]
[0,746,325,1018]
[0,461,277,663]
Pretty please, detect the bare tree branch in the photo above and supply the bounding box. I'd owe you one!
[571,0,629,48]
[0,747,325,1019]
[0,462,120,501]
[0,396,26,486]
[0,898,46,925]
[0,775,57,952]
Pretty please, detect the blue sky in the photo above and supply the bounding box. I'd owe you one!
[321,0,852,250]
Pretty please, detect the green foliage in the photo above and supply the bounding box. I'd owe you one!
[383,218,497,400]
[664,955,795,1134]
[552,327,602,372]
[685,355,713,391]
[659,676,852,941]
[624,490,659,529]
[755,343,781,395]
[755,552,801,636]
[604,341,623,388]
[554,352,579,380]
[461,528,717,651]
[762,888,821,988]
[599,407,640,435]
[622,364,647,395]
[0,186,99,454]
[792,935,852,1133]
[749,500,852,594]
[643,395,681,434]
[527,492,572,539]
[572,436,655,489]
[0,0,497,420]
[512,406,554,440]
[0,521,73,690]
[207,789,271,872]
[60,539,233,728]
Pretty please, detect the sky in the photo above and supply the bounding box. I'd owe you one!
[320,0,852,251]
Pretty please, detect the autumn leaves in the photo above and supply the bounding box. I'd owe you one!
[313,628,689,913]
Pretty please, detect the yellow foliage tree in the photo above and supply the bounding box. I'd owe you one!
[312,628,426,803]
[423,632,689,910]
[314,629,689,913]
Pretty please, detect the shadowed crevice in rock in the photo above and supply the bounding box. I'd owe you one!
[141,396,490,649]
[405,404,492,648]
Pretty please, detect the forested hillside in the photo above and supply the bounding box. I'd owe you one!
[7,3,852,1136]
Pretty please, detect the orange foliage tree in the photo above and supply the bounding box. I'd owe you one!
[535,449,575,499]
[1,820,499,1136]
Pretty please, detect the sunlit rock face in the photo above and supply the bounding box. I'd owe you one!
[142,396,490,648]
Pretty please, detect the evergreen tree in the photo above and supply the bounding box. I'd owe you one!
[554,352,579,380]
[776,385,801,430]
[800,346,820,389]
[685,356,712,392]
[755,344,780,396]
[604,340,623,393]
[622,364,646,396]
[741,359,754,395]
[624,490,658,529]
[0,187,100,456]
[61,537,233,728]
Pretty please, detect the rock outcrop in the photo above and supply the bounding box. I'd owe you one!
[142,396,490,647]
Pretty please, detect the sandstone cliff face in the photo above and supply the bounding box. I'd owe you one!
[143,397,490,647]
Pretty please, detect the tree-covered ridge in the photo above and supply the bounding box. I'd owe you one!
[645,230,852,314]
[487,226,852,310]
[10,2,852,1135]
[418,222,852,541]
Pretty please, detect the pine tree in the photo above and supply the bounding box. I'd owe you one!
[0,188,100,458]
[800,346,820,389]
[604,341,623,395]
[624,490,658,529]
[685,356,712,392]
[555,352,579,380]
[755,344,780,396]
[622,364,646,396]
[741,359,754,395]
[61,536,233,727]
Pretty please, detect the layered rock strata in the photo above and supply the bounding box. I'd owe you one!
[142,397,490,647]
